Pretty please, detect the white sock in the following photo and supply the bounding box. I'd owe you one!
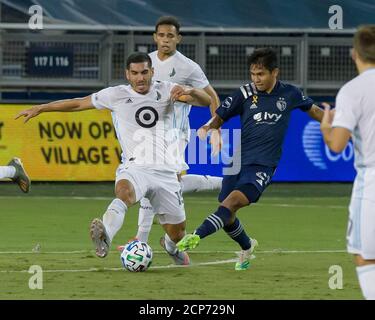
[163,233,177,255]
[357,264,375,300]
[103,198,127,242]
[181,174,223,193]
[0,166,16,179]
[136,197,154,243]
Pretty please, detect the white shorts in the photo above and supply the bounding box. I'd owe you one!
[115,164,185,225]
[347,168,375,259]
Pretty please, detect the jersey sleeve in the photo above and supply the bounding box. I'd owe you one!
[215,89,245,121]
[187,63,210,89]
[91,87,115,111]
[332,85,360,132]
[293,88,314,111]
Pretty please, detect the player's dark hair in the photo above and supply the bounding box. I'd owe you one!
[155,16,181,34]
[247,48,278,72]
[354,25,375,64]
[126,52,152,69]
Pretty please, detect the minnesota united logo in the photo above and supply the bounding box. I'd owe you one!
[169,68,176,77]
[276,97,287,112]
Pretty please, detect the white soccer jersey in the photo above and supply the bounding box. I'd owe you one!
[91,81,183,172]
[333,68,375,172]
[333,68,375,259]
[149,50,209,141]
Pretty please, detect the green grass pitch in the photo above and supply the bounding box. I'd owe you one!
[0,182,362,299]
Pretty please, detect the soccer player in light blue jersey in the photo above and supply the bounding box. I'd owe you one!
[321,25,375,300]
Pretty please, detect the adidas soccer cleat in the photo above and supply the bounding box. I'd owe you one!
[8,157,30,193]
[235,238,258,271]
[176,233,200,251]
[90,218,110,258]
[160,236,190,265]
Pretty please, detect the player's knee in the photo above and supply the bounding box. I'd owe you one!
[115,187,135,207]
[222,195,247,213]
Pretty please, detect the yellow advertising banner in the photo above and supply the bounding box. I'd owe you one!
[0,105,121,181]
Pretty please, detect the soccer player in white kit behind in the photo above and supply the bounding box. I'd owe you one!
[135,16,223,245]
[15,52,212,264]
[320,25,375,300]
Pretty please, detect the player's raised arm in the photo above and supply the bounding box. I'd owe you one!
[15,95,95,123]
[171,85,211,106]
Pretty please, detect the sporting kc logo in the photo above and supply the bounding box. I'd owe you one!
[135,106,159,128]
[276,97,287,112]
[222,97,233,109]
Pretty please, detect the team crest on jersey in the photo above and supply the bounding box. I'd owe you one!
[169,68,176,77]
[222,96,233,109]
[156,91,161,101]
[276,97,287,112]
[135,106,159,128]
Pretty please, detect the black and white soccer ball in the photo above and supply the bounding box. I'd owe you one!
[120,240,153,272]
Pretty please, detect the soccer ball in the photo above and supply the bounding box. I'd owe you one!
[120,240,153,272]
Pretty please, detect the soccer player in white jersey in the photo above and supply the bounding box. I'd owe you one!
[15,52,211,264]
[320,25,375,300]
[135,16,223,244]
[0,158,30,193]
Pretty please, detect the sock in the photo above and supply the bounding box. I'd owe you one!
[223,218,251,250]
[357,264,375,300]
[0,166,16,179]
[181,174,223,193]
[163,233,177,255]
[195,206,232,239]
[136,197,154,243]
[103,198,127,242]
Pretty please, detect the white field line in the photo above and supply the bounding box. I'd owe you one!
[0,195,348,200]
[0,249,346,255]
[0,250,347,273]
[0,196,348,209]
[0,258,240,273]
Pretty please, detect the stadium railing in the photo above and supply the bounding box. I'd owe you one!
[0,23,356,99]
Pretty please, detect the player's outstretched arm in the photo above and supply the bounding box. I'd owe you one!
[171,85,211,106]
[15,95,95,123]
[197,115,224,140]
[307,104,325,122]
[203,85,223,155]
[203,85,221,117]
